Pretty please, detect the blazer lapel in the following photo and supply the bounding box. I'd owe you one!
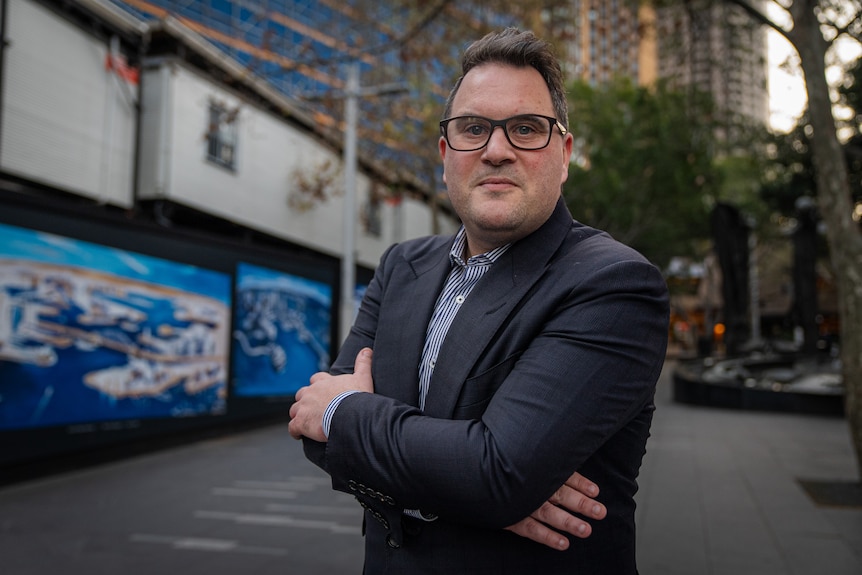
[423,199,574,417]
[376,239,452,407]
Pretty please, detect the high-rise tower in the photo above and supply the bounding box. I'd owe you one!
[656,0,769,127]
[560,0,767,128]
[564,0,656,86]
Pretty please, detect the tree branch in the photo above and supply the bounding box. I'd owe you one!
[724,0,793,44]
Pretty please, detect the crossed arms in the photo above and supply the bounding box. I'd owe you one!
[289,244,668,549]
[290,348,607,549]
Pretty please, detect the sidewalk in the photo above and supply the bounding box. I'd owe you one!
[636,360,862,575]
[1,359,860,575]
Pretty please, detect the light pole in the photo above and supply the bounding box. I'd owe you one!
[339,62,407,344]
[341,63,359,347]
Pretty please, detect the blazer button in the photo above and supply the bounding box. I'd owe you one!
[386,535,400,549]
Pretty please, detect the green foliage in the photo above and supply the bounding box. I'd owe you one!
[763,51,862,220]
[563,78,716,267]
[759,120,816,216]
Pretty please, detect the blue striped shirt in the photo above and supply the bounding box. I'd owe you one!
[418,228,510,410]
[322,228,509,435]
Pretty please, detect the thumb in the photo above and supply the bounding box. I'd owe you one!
[353,347,374,392]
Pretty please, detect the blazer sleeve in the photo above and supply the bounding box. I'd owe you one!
[321,251,669,530]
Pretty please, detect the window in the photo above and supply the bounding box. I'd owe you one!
[363,192,382,238]
[206,101,238,170]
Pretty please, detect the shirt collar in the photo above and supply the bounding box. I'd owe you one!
[449,227,511,267]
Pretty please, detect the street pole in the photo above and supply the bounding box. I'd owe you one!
[747,217,762,347]
[337,62,407,346]
[341,62,359,345]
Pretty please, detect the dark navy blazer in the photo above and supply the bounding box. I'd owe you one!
[303,198,669,574]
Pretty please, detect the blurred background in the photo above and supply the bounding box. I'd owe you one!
[1,1,861,573]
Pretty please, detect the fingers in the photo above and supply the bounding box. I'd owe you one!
[567,472,599,498]
[532,501,592,540]
[352,348,374,392]
[288,390,300,420]
[353,347,373,388]
[504,487,603,551]
[288,350,374,442]
[287,412,302,439]
[288,392,303,440]
[288,423,301,440]
[505,515,570,551]
[354,347,373,372]
[549,478,606,521]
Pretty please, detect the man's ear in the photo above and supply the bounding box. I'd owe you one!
[560,133,573,184]
[439,137,448,185]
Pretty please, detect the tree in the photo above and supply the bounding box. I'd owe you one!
[837,57,862,210]
[727,0,862,478]
[562,78,715,267]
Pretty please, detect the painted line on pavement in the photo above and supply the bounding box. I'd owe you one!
[194,509,361,535]
[130,533,288,555]
[264,502,362,516]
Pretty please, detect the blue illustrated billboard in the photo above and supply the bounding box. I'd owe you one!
[0,222,232,430]
[232,262,331,397]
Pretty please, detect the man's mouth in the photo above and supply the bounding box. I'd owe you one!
[478,177,516,190]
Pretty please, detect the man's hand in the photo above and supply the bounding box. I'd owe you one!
[288,348,374,442]
[505,472,607,550]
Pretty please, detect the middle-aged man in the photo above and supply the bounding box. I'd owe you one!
[289,27,669,574]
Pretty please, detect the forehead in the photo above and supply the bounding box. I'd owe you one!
[451,63,554,117]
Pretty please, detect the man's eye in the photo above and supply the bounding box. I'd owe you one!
[464,124,488,136]
[511,118,547,135]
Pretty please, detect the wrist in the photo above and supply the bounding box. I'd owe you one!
[322,390,361,437]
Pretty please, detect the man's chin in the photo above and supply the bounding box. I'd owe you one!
[472,216,523,241]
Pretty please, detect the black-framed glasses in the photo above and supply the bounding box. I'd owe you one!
[439,114,567,152]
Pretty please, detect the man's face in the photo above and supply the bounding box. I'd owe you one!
[439,63,573,257]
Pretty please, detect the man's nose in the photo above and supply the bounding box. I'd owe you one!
[482,125,515,160]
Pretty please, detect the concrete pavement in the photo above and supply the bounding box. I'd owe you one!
[1,360,860,574]
[636,361,862,574]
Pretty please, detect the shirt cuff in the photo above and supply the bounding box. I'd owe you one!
[404,508,439,522]
[322,390,361,438]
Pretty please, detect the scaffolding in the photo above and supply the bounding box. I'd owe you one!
[111,0,421,171]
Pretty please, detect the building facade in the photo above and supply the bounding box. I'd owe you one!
[0,0,457,465]
[559,0,767,130]
[656,0,769,127]
[565,0,657,86]
[2,0,455,264]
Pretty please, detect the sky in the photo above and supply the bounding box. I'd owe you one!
[767,29,807,133]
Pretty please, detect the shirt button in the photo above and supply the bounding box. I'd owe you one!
[455,295,465,304]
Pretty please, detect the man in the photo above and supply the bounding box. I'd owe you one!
[289,28,669,574]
